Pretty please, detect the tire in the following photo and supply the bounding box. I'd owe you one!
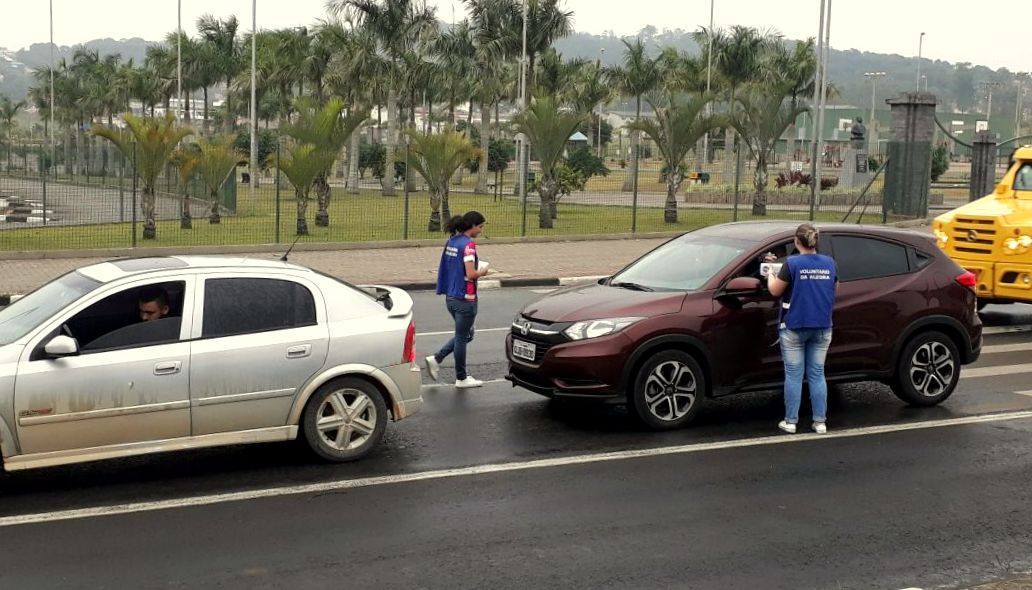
[629,350,706,430]
[889,331,961,407]
[302,377,389,462]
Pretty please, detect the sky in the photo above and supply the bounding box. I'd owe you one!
[1,0,1027,73]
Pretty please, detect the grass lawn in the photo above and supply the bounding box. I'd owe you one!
[0,180,862,252]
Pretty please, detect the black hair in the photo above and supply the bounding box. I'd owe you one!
[444,210,486,236]
[138,286,169,308]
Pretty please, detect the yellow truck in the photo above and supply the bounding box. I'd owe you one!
[933,146,1032,308]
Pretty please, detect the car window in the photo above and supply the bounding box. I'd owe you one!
[1015,164,1032,191]
[830,236,910,282]
[203,278,317,338]
[611,234,751,291]
[64,280,186,352]
[0,272,100,345]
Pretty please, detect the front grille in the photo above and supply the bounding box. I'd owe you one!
[950,216,998,256]
[511,314,569,364]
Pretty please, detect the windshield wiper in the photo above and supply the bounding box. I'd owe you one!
[610,281,654,292]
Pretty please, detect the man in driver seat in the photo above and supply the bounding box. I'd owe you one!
[138,287,171,322]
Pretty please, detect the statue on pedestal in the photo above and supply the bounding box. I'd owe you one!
[850,117,867,150]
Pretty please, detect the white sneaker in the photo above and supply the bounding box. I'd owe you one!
[455,376,484,389]
[424,356,440,382]
[778,420,797,434]
[813,422,828,434]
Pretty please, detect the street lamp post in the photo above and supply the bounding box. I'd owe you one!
[916,32,926,91]
[597,47,605,158]
[518,0,528,235]
[177,0,182,122]
[701,0,714,167]
[250,0,258,196]
[809,0,831,221]
[864,72,885,129]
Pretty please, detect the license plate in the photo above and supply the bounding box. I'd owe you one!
[512,339,537,362]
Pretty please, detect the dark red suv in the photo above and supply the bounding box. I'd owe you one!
[505,222,982,430]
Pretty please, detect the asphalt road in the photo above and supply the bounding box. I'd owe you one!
[1,288,1031,590]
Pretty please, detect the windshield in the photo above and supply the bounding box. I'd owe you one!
[611,234,752,291]
[0,271,100,345]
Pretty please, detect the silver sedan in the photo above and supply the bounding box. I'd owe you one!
[0,256,422,471]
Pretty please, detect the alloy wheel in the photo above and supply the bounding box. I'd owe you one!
[643,360,698,421]
[316,388,378,451]
[909,341,956,398]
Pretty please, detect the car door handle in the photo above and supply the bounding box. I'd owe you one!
[286,344,312,359]
[154,361,182,375]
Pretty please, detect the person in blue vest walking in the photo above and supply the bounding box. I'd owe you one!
[425,211,490,389]
[767,223,838,434]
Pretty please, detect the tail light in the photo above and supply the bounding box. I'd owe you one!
[403,320,416,364]
[956,271,977,291]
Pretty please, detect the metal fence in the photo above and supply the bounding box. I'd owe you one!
[0,135,926,253]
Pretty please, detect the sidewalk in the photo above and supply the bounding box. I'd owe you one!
[0,237,671,300]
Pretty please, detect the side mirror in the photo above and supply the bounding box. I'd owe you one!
[719,276,763,297]
[597,277,610,285]
[44,335,79,358]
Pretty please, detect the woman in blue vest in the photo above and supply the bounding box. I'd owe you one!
[767,224,838,434]
[424,211,490,389]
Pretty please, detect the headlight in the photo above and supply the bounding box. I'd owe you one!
[1019,235,1032,248]
[934,229,949,245]
[1005,238,1020,251]
[563,317,644,341]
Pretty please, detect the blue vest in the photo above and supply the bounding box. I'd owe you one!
[780,253,837,330]
[437,235,478,301]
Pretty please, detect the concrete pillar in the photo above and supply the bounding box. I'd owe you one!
[969,131,997,201]
[883,93,937,218]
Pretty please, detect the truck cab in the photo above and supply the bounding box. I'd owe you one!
[933,146,1032,307]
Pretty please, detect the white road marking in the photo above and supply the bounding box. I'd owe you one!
[961,363,1032,379]
[417,327,510,337]
[980,343,1029,354]
[1015,390,1032,397]
[2,409,1032,528]
[982,325,1032,335]
[530,288,556,294]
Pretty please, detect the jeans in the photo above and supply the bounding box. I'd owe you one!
[780,328,833,424]
[435,297,477,380]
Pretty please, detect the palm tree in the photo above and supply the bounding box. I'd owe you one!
[610,38,660,192]
[0,95,26,172]
[170,143,201,228]
[284,98,369,227]
[92,113,194,239]
[191,136,243,224]
[502,0,574,91]
[569,60,611,152]
[404,127,476,231]
[279,141,338,236]
[197,14,242,131]
[729,85,809,216]
[330,0,438,197]
[710,26,780,170]
[324,22,381,195]
[767,38,816,164]
[629,94,719,223]
[514,95,586,229]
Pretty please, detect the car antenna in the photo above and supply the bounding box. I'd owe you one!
[280,233,303,262]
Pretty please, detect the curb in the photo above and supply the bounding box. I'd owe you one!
[384,275,603,292]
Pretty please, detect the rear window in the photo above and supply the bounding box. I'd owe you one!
[203,278,317,338]
[831,236,910,282]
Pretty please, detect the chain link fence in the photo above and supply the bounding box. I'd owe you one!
[0,133,920,253]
